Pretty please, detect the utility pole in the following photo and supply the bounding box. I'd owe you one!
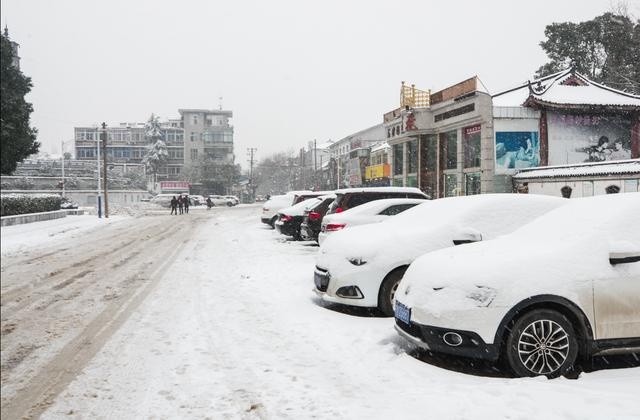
[247,147,257,202]
[96,128,102,218]
[101,122,109,218]
[60,140,65,198]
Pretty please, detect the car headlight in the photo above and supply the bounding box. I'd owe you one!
[347,257,367,266]
[466,286,496,307]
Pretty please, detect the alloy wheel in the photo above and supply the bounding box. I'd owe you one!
[518,319,569,375]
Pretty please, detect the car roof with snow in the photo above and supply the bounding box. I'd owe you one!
[328,198,427,217]
[279,197,322,216]
[334,186,426,195]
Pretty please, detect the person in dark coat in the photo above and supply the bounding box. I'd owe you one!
[170,196,178,215]
[184,194,190,214]
[178,195,184,214]
[206,197,213,210]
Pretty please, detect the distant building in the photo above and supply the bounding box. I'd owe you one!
[328,124,386,188]
[180,109,234,171]
[73,108,235,182]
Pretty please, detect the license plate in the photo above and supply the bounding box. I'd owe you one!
[395,301,411,324]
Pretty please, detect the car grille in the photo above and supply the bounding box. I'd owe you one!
[314,266,330,292]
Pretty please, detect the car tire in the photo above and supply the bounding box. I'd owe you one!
[269,216,277,228]
[227,202,233,207]
[378,266,408,317]
[505,309,579,378]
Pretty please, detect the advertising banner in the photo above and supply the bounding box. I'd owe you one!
[495,132,540,174]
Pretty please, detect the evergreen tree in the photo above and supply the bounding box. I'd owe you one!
[535,12,640,93]
[1,29,39,174]
[141,114,168,182]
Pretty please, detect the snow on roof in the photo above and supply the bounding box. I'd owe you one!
[370,142,390,153]
[513,159,640,180]
[492,68,640,108]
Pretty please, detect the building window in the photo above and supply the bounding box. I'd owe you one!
[393,144,403,176]
[192,115,199,125]
[421,134,437,198]
[190,132,197,142]
[190,149,198,160]
[463,125,481,168]
[561,186,573,198]
[440,130,457,170]
[407,139,418,174]
[605,185,620,194]
[465,172,481,195]
[444,174,458,197]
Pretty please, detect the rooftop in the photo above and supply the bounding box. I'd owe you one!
[513,159,640,180]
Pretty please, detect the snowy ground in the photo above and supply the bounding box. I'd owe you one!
[1,205,639,419]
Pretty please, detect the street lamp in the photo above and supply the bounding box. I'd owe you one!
[60,139,75,198]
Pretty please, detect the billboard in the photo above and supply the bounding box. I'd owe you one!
[495,131,540,174]
[547,113,631,165]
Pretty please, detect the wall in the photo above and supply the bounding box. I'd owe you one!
[1,190,152,206]
[526,177,639,198]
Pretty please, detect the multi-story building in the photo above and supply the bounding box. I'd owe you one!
[180,109,234,169]
[328,124,386,188]
[74,108,235,181]
[74,120,185,180]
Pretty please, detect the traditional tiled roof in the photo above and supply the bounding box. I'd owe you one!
[492,69,640,109]
[513,159,640,180]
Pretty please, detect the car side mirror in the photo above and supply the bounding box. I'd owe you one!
[453,227,482,246]
[609,241,640,265]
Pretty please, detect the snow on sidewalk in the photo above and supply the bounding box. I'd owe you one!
[41,207,640,419]
[1,215,126,256]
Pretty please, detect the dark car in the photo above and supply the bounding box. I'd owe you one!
[274,197,323,240]
[326,187,429,215]
[292,191,334,205]
[300,195,336,242]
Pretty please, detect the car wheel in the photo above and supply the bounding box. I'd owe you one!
[227,202,233,207]
[505,309,579,378]
[378,266,408,317]
[269,216,277,228]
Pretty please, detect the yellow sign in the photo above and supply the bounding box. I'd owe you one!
[365,164,390,180]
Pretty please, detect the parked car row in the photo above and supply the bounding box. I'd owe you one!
[254,190,640,378]
[308,192,640,378]
[263,187,430,241]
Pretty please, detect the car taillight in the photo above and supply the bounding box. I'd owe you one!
[335,207,344,213]
[281,214,293,222]
[263,208,268,212]
[309,211,321,220]
[325,223,346,231]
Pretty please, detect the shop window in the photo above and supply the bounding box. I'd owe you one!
[421,134,437,198]
[465,172,481,195]
[440,130,457,170]
[463,125,481,168]
[393,144,403,176]
[444,174,458,197]
[605,185,620,194]
[407,139,418,174]
[561,186,572,198]
[406,175,417,187]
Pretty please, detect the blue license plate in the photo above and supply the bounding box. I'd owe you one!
[395,301,411,324]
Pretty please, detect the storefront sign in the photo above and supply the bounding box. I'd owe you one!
[365,164,390,180]
[160,181,191,191]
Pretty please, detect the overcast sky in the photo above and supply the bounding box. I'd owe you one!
[2,0,636,169]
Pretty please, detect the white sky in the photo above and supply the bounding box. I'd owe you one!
[2,0,636,169]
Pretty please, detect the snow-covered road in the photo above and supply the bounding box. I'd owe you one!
[2,205,639,419]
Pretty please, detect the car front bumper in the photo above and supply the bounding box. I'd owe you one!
[312,264,382,308]
[394,320,500,361]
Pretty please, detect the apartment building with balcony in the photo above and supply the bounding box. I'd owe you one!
[180,109,234,170]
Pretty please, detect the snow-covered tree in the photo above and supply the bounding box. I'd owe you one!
[142,114,168,182]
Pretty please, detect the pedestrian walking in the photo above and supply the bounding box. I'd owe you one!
[170,196,178,215]
[184,194,190,214]
[206,197,213,210]
[178,195,184,215]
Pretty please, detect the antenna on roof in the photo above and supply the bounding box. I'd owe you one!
[218,97,223,110]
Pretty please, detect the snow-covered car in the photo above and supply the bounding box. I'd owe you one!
[315,194,566,316]
[394,193,640,378]
[225,195,240,206]
[274,197,323,240]
[150,193,183,208]
[261,194,296,227]
[189,195,206,206]
[318,198,427,245]
[208,195,235,207]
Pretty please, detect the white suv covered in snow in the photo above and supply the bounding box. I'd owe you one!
[315,194,566,316]
[394,193,640,378]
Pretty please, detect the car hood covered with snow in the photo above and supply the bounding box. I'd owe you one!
[397,193,640,315]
